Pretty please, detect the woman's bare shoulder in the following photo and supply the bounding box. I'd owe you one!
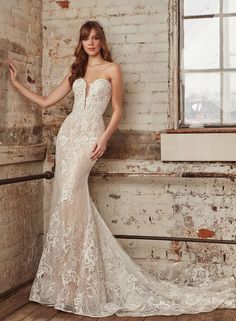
[106,62,122,76]
[106,62,121,69]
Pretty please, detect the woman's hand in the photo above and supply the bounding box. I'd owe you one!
[6,57,18,85]
[90,136,108,160]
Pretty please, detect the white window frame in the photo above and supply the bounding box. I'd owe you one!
[179,0,236,128]
[161,0,236,161]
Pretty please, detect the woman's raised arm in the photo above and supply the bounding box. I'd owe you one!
[6,57,72,109]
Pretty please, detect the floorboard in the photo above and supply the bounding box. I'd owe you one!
[0,284,31,320]
[1,285,235,321]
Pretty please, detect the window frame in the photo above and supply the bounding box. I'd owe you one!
[178,0,236,129]
[161,0,236,161]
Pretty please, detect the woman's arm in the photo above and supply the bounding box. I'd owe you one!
[6,57,72,109]
[90,63,123,160]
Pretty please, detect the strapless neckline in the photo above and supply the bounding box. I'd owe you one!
[80,77,111,86]
[73,78,111,100]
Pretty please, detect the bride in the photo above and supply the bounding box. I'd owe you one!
[6,20,235,317]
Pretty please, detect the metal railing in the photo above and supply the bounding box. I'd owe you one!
[0,171,54,186]
[1,170,235,245]
[114,234,236,245]
[1,170,236,185]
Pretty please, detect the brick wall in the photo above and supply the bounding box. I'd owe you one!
[0,0,43,294]
[39,0,235,282]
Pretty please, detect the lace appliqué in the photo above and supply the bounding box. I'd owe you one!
[29,77,236,317]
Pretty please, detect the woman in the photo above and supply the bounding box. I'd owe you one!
[6,20,235,317]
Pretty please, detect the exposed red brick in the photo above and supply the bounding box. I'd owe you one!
[171,240,181,258]
[48,49,55,57]
[63,38,72,44]
[56,0,69,9]
[27,75,35,84]
[198,228,215,239]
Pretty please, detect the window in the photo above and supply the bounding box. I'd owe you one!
[161,0,236,162]
[179,0,236,128]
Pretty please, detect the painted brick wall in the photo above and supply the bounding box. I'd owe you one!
[0,162,44,294]
[89,160,236,280]
[41,0,235,282]
[0,0,43,145]
[0,0,44,295]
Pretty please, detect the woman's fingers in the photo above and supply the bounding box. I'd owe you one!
[90,146,105,160]
[90,144,99,159]
[97,152,104,158]
[7,57,14,65]
[91,150,100,159]
[6,58,16,72]
[91,143,97,152]
[90,138,107,160]
[6,58,18,82]
[6,57,12,67]
[9,63,16,73]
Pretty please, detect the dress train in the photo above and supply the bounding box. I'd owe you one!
[29,77,236,317]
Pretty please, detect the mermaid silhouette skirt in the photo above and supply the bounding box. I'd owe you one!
[29,78,236,317]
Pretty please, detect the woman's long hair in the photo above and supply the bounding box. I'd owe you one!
[69,20,113,87]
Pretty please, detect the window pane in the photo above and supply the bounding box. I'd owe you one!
[183,18,219,69]
[183,73,220,125]
[224,0,236,13]
[184,0,219,16]
[223,73,236,123]
[224,17,236,68]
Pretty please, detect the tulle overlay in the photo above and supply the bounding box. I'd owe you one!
[29,77,236,317]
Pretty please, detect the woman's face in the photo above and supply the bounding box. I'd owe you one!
[82,28,102,56]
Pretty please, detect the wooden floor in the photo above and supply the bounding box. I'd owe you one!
[0,283,235,321]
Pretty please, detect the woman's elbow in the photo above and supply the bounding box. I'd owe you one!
[41,97,52,109]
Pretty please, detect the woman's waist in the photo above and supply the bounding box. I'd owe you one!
[71,109,104,119]
[73,121,105,135]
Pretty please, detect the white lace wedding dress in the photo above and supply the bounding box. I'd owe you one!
[29,77,236,317]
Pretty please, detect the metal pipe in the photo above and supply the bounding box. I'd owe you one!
[1,172,235,245]
[1,169,236,186]
[0,171,54,186]
[114,234,236,245]
[91,171,236,181]
[182,171,235,181]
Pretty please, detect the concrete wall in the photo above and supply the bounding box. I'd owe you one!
[41,0,236,282]
[0,0,44,294]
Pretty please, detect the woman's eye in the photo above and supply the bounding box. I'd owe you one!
[83,36,99,41]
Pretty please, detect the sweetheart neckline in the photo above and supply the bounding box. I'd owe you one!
[81,77,111,86]
[73,77,111,87]
[73,77,112,105]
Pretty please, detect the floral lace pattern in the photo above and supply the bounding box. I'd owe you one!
[29,78,236,317]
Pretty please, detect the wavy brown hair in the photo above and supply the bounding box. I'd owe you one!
[68,20,113,87]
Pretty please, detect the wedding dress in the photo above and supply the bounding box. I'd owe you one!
[29,77,236,317]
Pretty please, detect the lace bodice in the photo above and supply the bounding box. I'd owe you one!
[72,77,112,117]
[55,77,112,164]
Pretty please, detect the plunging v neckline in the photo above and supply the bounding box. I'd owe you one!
[80,77,111,100]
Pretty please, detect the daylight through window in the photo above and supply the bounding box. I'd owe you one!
[180,0,236,127]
